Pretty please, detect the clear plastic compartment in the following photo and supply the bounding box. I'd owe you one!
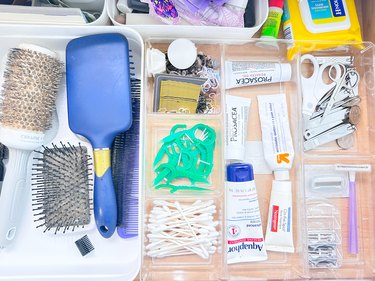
[299,43,375,156]
[141,38,375,280]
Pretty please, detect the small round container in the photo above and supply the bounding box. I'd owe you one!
[167,38,197,70]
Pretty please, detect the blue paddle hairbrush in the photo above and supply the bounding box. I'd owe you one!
[66,33,132,238]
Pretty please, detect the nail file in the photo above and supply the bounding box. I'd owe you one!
[66,33,132,238]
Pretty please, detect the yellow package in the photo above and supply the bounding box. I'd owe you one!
[283,0,363,60]
[158,80,201,113]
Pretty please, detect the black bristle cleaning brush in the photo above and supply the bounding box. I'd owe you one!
[112,78,140,239]
[31,77,94,234]
[0,44,62,248]
[32,143,93,234]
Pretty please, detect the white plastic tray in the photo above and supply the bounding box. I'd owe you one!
[106,0,268,41]
[0,25,143,281]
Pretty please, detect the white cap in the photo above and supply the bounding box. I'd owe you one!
[147,48,166,77]
[280,63,292,82]
[167,38,197,70]
[274,170,290,181]
[225,147,245,162]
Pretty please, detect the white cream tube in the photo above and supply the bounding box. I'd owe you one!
[225,95,251,161]
[226,163,268,264]
[225,61,292,89]
[265,180,294,253]
[257,94,294,181]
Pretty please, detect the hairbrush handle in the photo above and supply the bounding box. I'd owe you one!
[93,149,117,238]
[349,180,358,254]
[0,148,31,248]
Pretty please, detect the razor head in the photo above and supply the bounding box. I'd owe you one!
[66,33,133,149]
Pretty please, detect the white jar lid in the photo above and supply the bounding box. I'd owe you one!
[167,38,197,70]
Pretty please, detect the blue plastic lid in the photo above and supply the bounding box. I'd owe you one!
[226,163,254,182]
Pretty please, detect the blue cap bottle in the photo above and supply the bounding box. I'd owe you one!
[227,163,254,182]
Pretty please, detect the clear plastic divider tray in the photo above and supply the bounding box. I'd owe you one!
[141,38,375,280]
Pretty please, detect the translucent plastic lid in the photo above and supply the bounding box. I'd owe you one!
[167,38,197,70]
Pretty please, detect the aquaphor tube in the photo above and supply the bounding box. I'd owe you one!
[257,94,294,181]
[265,180,294,253]
[225,95,251,161]
[225,61,291,89]
[226,163,268,264]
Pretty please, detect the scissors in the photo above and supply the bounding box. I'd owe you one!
[320,67,359,123]
[300,54,345,120]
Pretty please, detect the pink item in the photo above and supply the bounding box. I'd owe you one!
[269,0,284,9]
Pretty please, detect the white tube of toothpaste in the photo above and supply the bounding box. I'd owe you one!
[226,163,268,264]
[257,94,294,181]
[225,61,292,89]
[265,180,294,253]
[225,95,251,161]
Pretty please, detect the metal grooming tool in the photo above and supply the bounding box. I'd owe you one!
[313,56,354,66]
[320,68,359,123]
[306,107,349,129]
[304,123,356,151]
[300,54,345,120]
[332,96,361,109]
[301,54,362,151]
[304,106,360,140]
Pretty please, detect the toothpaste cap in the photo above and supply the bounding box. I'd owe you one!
[227,163,254,182]
[274,169,290,181]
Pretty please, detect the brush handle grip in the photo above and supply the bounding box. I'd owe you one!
[93,149,117,238]
[0,148,31,248]
[349,180,358,254]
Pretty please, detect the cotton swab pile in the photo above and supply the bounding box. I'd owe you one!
[146,200,219,259]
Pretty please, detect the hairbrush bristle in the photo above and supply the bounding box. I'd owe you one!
[0,47,62,132]
[31,142,93,234]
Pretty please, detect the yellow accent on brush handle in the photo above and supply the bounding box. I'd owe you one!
[94,149,111,177]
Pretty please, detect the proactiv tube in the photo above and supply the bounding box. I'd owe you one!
[265,180,294,253]
[226,163,268,264]
[225,95,251,161]
[225,61,291,89]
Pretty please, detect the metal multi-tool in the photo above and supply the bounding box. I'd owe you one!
[301,55,360,151]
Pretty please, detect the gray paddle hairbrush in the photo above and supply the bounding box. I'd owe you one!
[32,143,93,234]
[0,44,62,248]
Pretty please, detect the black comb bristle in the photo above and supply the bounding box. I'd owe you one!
[75,235,94,256]
[31,142,93,234]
